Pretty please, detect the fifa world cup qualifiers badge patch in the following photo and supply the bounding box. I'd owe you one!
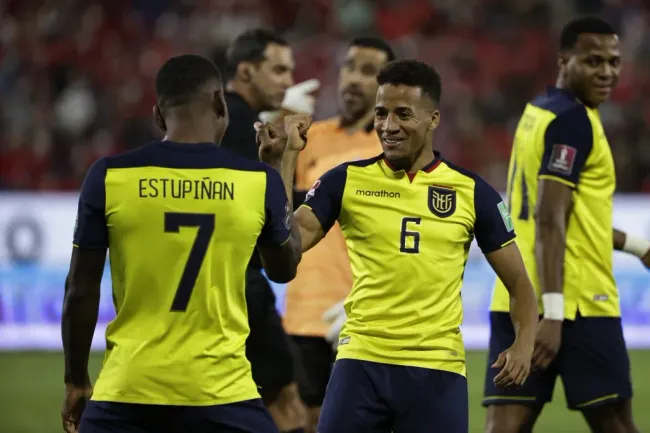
[497,201,514,232]
[305,179,320,201]
[428,186,456,218]
[548,144,577,175]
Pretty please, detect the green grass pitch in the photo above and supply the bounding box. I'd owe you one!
[1,350,648,433]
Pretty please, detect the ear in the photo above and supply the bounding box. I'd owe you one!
[213,89,227,118]
[236,62,255,83]
[557,52,569,73]
[429,109,441,131]
[153,104,166,132]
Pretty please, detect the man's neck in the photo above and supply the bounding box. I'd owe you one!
[163,120,217,144]
[226,81,261,112]
[408,147,436,173]
[340,109,374,134]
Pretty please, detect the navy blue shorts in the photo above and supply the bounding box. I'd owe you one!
[483,312,633,410]
[79,399,278,433]
[318,358,468,433]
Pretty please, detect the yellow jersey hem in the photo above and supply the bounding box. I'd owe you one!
[336,351,466,377]
[90,391,261,406]
[538,174,576,188]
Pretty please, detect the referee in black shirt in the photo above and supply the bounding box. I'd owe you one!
[221,29,317,433]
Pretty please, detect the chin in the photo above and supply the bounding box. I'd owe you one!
[384,153,411,171]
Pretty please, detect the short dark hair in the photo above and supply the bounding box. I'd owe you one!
[377,59,442,104]
[155,54,222,109]
[225,29,288,79]
[349,37,396,62]
[560,17,616,51]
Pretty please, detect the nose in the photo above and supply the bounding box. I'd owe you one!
[381,113,400,134]
[598,62,614,80]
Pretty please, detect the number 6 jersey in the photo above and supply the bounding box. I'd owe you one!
[73,140,290,406]
[301,152,515,377]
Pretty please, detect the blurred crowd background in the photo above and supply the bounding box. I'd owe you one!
[1,0,649,191]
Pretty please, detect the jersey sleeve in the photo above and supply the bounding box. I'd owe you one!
[538,106,593,188]
[301,164,347,233]
[474,178,516,254]
[73,159,108,249]
[258,168,292,247]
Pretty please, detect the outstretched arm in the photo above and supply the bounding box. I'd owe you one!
[613,228,650,268]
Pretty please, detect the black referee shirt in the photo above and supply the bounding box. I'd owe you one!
[221,91,265,269]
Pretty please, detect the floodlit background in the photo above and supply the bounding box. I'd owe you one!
[1,1,649,432]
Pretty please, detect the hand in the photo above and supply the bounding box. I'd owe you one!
[531,318,563,370]
[323,301,346,350]
[284,114,312,152]
[62,383,92,433]
[492,340,533,388]
[256,121,288,167]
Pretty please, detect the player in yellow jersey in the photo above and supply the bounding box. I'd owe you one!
[483,17,650,433]
[60,54,305,433]
[255,59,539,433]
[284,37,394,432]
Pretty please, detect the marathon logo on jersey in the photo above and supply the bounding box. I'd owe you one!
[305,180,320,201]
[548,144,577,175]
[355,189,401,198]
[428,186,456,218]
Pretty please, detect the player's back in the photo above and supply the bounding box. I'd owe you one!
[88,140,276,406]
[491,87,618,319]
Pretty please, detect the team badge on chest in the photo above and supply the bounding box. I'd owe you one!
[428,186,456,218]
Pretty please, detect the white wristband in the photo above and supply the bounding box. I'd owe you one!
[542,293,564,321]
[623,236,650,258]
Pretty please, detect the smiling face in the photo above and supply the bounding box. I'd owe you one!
[374,84,440,171]
[560,33,621,107]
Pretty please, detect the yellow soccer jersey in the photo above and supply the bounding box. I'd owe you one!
[490,87,618,319]
[72,141,291,406]
[301,153,516,376]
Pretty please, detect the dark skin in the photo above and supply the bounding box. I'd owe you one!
[61,82,302,433]
[263,83,538,389]
[486,33,643,433]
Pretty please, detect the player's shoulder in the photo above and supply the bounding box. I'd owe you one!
[102,141,269,173]
[529,87,589,122]
[440,157,498,194]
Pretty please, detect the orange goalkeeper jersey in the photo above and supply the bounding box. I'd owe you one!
[283,117,382,336]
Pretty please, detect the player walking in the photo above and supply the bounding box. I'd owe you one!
[483,17,649,433]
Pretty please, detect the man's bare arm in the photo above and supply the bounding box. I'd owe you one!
[535,179,572,298]
[295,205,326,253]
[62,247,106,386]
[486,242,539,346]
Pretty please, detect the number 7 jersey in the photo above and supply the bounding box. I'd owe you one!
[73,141,291,406]
[302,152,515,377]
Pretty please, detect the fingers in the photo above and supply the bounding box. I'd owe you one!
[493,351,530,388]
[254,122,272,143]
[531,343,555,370]
[491,351,506,369]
